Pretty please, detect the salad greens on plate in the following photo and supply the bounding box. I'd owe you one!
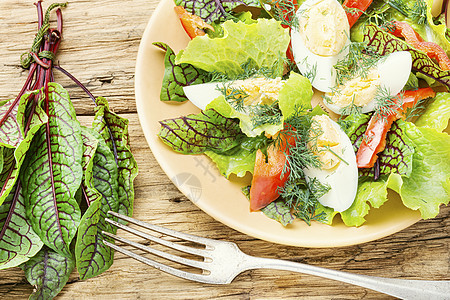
[156,0,449,227]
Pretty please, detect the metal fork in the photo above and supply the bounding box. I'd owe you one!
[103,211,450,299]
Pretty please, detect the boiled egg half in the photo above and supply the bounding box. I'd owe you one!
[290,0,350,92]
[303,115,358,212]
[323,51,413,115]
[183,77,285,110]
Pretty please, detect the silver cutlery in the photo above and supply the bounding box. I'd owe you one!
[103,211,450,300]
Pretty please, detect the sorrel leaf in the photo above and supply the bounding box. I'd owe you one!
[21,82,83,257]
[21,246,75,300]
[153,42,209,102]
[75,199,116,280]
[363,24,450,89]
[174,0,260,23]
[75,127,118,280]
[0,96,48,207]
[359,120,415,178]
[343,115,415,178]
[159,109,244,154]
[0,96,26,148]
[261,200,295,226]
[92,97,137,220]
[0,183,43,269]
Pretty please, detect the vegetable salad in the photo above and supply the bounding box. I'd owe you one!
[155,0,450,227]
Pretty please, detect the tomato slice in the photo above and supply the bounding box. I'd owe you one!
[249,144,289,211]
[249,132,295,211]
[342,0,373,28]
[174,6,214,39]
[356,88,435,168]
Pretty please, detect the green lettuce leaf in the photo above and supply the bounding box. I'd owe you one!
[206,95,283,137]
[340,176,391,227]
[176,19,289,77]
[174,0,260,23]
[159,109,245,154]
[278,72,313,119]
[425,0,450,53]
[205,133,269,178]
[391,122,450,219]
[415,92,450,132]
[363,24,450,89]
[153,42,209,102]
[21,246,75,300]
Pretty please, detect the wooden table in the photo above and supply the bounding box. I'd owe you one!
[0,0,448,299]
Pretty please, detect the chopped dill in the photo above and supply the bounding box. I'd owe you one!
[298,57,317,83]
[321,145,349,165]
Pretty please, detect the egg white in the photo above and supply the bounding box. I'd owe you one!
[183,82,223,110]
[303,118,358,212]
[290,0,350,92]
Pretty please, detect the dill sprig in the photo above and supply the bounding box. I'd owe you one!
[278,177,328,225]
[261,0,299,30]
[334,42,381,85]
[404,97,428,122]
[297,57,317,83]
[387,0,427,24]
[248,102,283,129]
[209,59,280,82]
[372,85,402,121]
[219,82,247,112]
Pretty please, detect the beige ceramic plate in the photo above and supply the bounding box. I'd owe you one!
[135,0,421,247]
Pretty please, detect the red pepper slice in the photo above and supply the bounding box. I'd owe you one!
[356,88,436,168]
[342,0,373,28]
[174,6,214,39]
[392,21,450,71]
[249,132,295,211]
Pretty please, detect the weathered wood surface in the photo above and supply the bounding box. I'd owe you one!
[0,0,449,299]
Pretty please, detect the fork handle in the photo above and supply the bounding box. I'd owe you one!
[242,255,450,299]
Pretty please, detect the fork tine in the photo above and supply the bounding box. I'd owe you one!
[105,217,209,257]
[108,211,215,246]
[103,240,214,284]
[103,231,209,270]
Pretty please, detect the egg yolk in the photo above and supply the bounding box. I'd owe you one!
[228,77,285,106]
[308,115,342,170]
[298,0,349,57]
[325,69,381,108]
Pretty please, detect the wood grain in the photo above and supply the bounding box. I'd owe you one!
[0,0,449,299]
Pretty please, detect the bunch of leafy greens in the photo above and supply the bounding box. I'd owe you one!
[0,3,137,299]
[157,0,449,227]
